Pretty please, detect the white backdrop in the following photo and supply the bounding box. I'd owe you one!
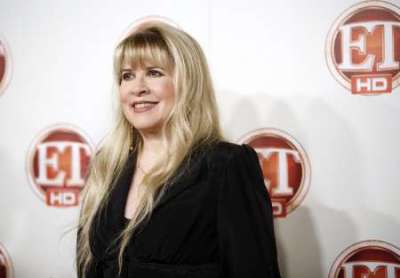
[0,0,399,277]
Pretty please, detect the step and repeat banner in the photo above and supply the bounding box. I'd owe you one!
[0,0,399,277]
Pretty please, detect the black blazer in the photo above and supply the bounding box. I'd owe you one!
[80,141,281,278]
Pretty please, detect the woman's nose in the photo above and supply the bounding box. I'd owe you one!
[130,75,149,96]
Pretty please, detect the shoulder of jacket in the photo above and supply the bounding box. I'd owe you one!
[205,140,249,165]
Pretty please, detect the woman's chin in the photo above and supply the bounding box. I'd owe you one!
[134,123,163,135]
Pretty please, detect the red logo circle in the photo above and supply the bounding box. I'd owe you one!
[329,240,400,278]
[238,128,311,218]
[26,124,94,207]
[0,36,12,96]
[0,243,13,278]
[326,1,400,95]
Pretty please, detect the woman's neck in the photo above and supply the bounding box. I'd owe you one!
[137,130,165,170]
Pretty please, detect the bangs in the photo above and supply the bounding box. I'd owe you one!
[115,30,174,82]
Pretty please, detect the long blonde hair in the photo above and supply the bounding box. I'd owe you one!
[76,21,224,277]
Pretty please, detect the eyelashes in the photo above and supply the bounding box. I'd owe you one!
[121,72,133,81]
[120,69,164,81]
[148,69,164,77]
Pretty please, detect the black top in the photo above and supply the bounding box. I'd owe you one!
[80,141,281,278]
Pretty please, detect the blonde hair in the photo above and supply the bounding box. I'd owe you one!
[76,21,224,277]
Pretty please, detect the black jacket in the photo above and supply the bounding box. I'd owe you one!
[79,141,281,278]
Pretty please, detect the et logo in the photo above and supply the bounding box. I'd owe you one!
[326,1,400,95]
[238,128,311,218]
[0,35,11,96]
[329,240,400,278]
[0,243,13,278]
[26,124,94,207]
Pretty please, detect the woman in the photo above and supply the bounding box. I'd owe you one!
[76,20,281,278]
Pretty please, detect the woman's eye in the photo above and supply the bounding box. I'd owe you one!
[121,72,134,81]
[148,70,163,77]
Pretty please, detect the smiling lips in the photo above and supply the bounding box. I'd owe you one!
[131,101,159,113]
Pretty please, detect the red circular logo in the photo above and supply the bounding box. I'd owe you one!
[238,128,311,218]
[0,36,12,96]
[329,240,400,278]
[26,124,94,207]
[326,1,400,95]
[0,243,13,278]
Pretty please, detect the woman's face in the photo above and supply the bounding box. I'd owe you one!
[119,61,175,135]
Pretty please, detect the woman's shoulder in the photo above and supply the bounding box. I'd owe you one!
[202,140,255,166]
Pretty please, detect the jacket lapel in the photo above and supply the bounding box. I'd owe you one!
[112,147,207,217]
[153,150,206,211]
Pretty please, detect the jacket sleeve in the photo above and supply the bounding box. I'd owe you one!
[217,144,281,278]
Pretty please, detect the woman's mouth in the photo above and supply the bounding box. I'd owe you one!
[131,101,159,113]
